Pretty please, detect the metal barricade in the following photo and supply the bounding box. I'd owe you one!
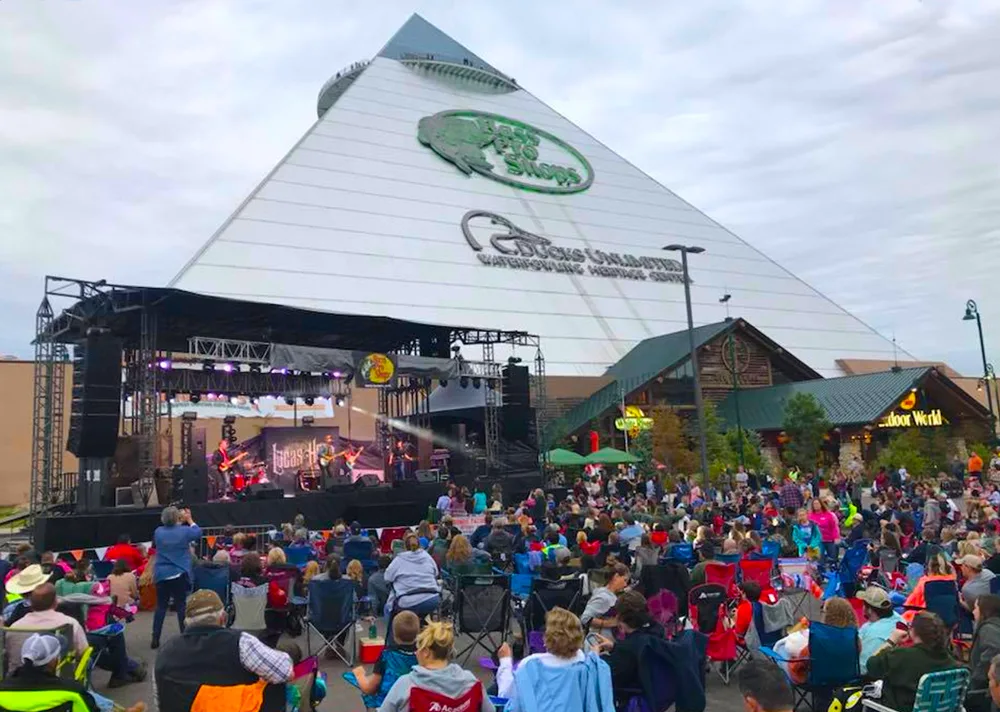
[198,523,276,558]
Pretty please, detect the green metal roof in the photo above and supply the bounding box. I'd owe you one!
[716,366,932,431]
[545,321,732,442]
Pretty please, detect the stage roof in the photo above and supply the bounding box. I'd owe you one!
[43,281,531,354]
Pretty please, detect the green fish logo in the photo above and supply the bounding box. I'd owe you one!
[417,113,494,176]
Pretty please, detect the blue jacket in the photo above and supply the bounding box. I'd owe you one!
[508,652,613,712]
[792,521,822,556]
[153,523,202,582]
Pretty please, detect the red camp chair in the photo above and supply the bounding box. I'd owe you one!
[409,681,484,712]
[704,562,738,602]
[650,530,669,548]
[739,559,774,594]
[688,583,738,684]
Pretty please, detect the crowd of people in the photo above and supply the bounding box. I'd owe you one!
[6,447,1000,711]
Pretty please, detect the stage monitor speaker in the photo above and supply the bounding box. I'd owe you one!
[181,463,208,504]
[356,473,382,488]
[67,331,123,458]
[325,476,353,491]
[249,482,284,500]
[415,469,440,484]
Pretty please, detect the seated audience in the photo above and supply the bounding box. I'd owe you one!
[277,640,327,710]
[105,533,146,573]
[497,607,612,711]
[0,633,146,712]
[902,551,956,621]
[351,610,419,708]
[385,535,440,637]
[734,581,762,643]
[689,541,717,586]
[367,555,391,616]
[737,658,794,712]
[444,534,490,576]
[857,586,903,674]
[346,559,366,599]
[959,554,997,612]
[968,594,1000,712]
[154,590,292,711]
[108,558,140,608]
[591,590,665,706]
[378,619,493,712]
[772,596,856,684]
[580,562,629,641]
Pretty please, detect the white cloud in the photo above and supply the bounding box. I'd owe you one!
[1,0,998,376]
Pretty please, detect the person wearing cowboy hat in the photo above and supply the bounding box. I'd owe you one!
[857,586,904,673]
[3,564,51,626]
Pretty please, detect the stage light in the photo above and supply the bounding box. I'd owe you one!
[271,367,288,375]
[249,364,262,374]
[220,363,234,373]
[190,393,201,403]
[335,396,346,407]
[332,370,343,379]
[203,360,215,372]
[206,393,217,400]
[230,396,239,404]
[304,396,315,406]
[223,415,236,424]
[302,416,315,427]
[284,396,295,406]
[508,356,522,365]
[250,396,259,405]
[460,376,469,388]
[472,377,481,389]
[157,359,172,370]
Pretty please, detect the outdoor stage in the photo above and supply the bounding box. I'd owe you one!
[35,471,546,552]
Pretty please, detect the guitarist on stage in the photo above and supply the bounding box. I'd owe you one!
[338,442,365,481]
[317,434,336,487]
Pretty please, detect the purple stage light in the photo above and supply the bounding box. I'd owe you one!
[332,370,342,378]
[220,363,233,373]
[157,359,172,370]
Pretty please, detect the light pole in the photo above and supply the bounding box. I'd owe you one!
[720,294,745,469]
[964,300,996,433]
[664,243,709,485]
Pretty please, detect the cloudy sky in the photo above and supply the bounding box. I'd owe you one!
[3,0,999,376]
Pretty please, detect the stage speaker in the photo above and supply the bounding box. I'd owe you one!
[356,473,382,488]
[249,482,284,500]
[67,331,123,458]
[191,427,207,466]
[501,365,530,408]
[325,476,354,491]
[415,469,440,484]
[181,463,208,504]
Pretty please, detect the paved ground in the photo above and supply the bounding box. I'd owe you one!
[99,610,745,711]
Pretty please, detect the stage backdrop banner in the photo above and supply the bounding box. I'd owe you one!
[263,427,339,494]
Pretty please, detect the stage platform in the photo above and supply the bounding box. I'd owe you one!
[35,472,545,552]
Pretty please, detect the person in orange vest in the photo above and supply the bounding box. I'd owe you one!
[970,450,985,484]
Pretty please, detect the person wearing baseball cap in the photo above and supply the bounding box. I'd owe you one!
[857,586,904,673]
[958,554,997,612]
[154,590,292,712]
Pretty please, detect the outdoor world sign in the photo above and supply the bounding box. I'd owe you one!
[418,110,594,194]
[877,409,945,428]
[461,210,687,284]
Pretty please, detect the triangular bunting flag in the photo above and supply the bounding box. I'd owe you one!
[321,530,331,541]
[206,536,217,550]
[94,546,109,561]
[69,549,84,561]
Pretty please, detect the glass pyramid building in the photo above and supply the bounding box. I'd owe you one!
[171,14,907,378]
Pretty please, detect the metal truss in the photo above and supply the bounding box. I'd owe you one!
[454,328,540,348]
[483,342,502,467]
[458,359,504,381]
[136,309,159,477]
[30,297,67,521]
[187,336,271,365]
[533,348,548,458]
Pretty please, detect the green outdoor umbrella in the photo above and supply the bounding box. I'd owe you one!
[541,448,589,466]
[584,447,640,464]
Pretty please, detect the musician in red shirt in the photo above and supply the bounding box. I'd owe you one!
[104,533,146,572]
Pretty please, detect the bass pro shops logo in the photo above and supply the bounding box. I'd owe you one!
[417,110,594,194]
[460,210,687,284]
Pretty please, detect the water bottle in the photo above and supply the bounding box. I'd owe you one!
[369,620,378,640]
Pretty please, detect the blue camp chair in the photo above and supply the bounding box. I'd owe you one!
[344,647,417,710]
[666,543,695,567]
[715,553,741,566]
[344,539,377,573]
[284,544,314,569]
[922,579,960,629]
[862,667,969,712]
[838,540,870,595]
[193,564,231,607]
[760,540,781,565]
[305,578,358,665]
[761,622,861,712]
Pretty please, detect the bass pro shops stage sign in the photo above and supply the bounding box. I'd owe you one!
[417,110,594,194]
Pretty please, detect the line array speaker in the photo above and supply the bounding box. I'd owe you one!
[66,331,123,458]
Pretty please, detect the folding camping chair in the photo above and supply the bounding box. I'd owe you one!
[230,583,268,633]
[647,589,681,637]
[739,559,775,592]
[688,583,738,684]
[2,624,87,681]
[665,543,696,567]
[639,562,692,613]
[193,564,231,609]
[452,574,511,665]
[704,562,738,602]
[523,577,583,653]
[863,667,969,712]
[761,621,861,712]
[305,577,358,665]
[409,681,487,712]
[344,539,377,573]
[345,647,418,711]
[284,544,314,569]
[715,553,741,566]
[838,540,870,597]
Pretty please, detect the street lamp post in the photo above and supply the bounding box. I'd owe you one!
[664,244,709,485]
[719,294,745,468]
[964,300,996,432]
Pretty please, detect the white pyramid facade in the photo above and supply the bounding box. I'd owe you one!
[172,24,906,378]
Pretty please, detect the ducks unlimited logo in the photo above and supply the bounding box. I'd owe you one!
[417,110,594,194]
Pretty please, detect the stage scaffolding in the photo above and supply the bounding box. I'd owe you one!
[30,277,548,524]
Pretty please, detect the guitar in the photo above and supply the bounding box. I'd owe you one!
[218,451,248,473]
